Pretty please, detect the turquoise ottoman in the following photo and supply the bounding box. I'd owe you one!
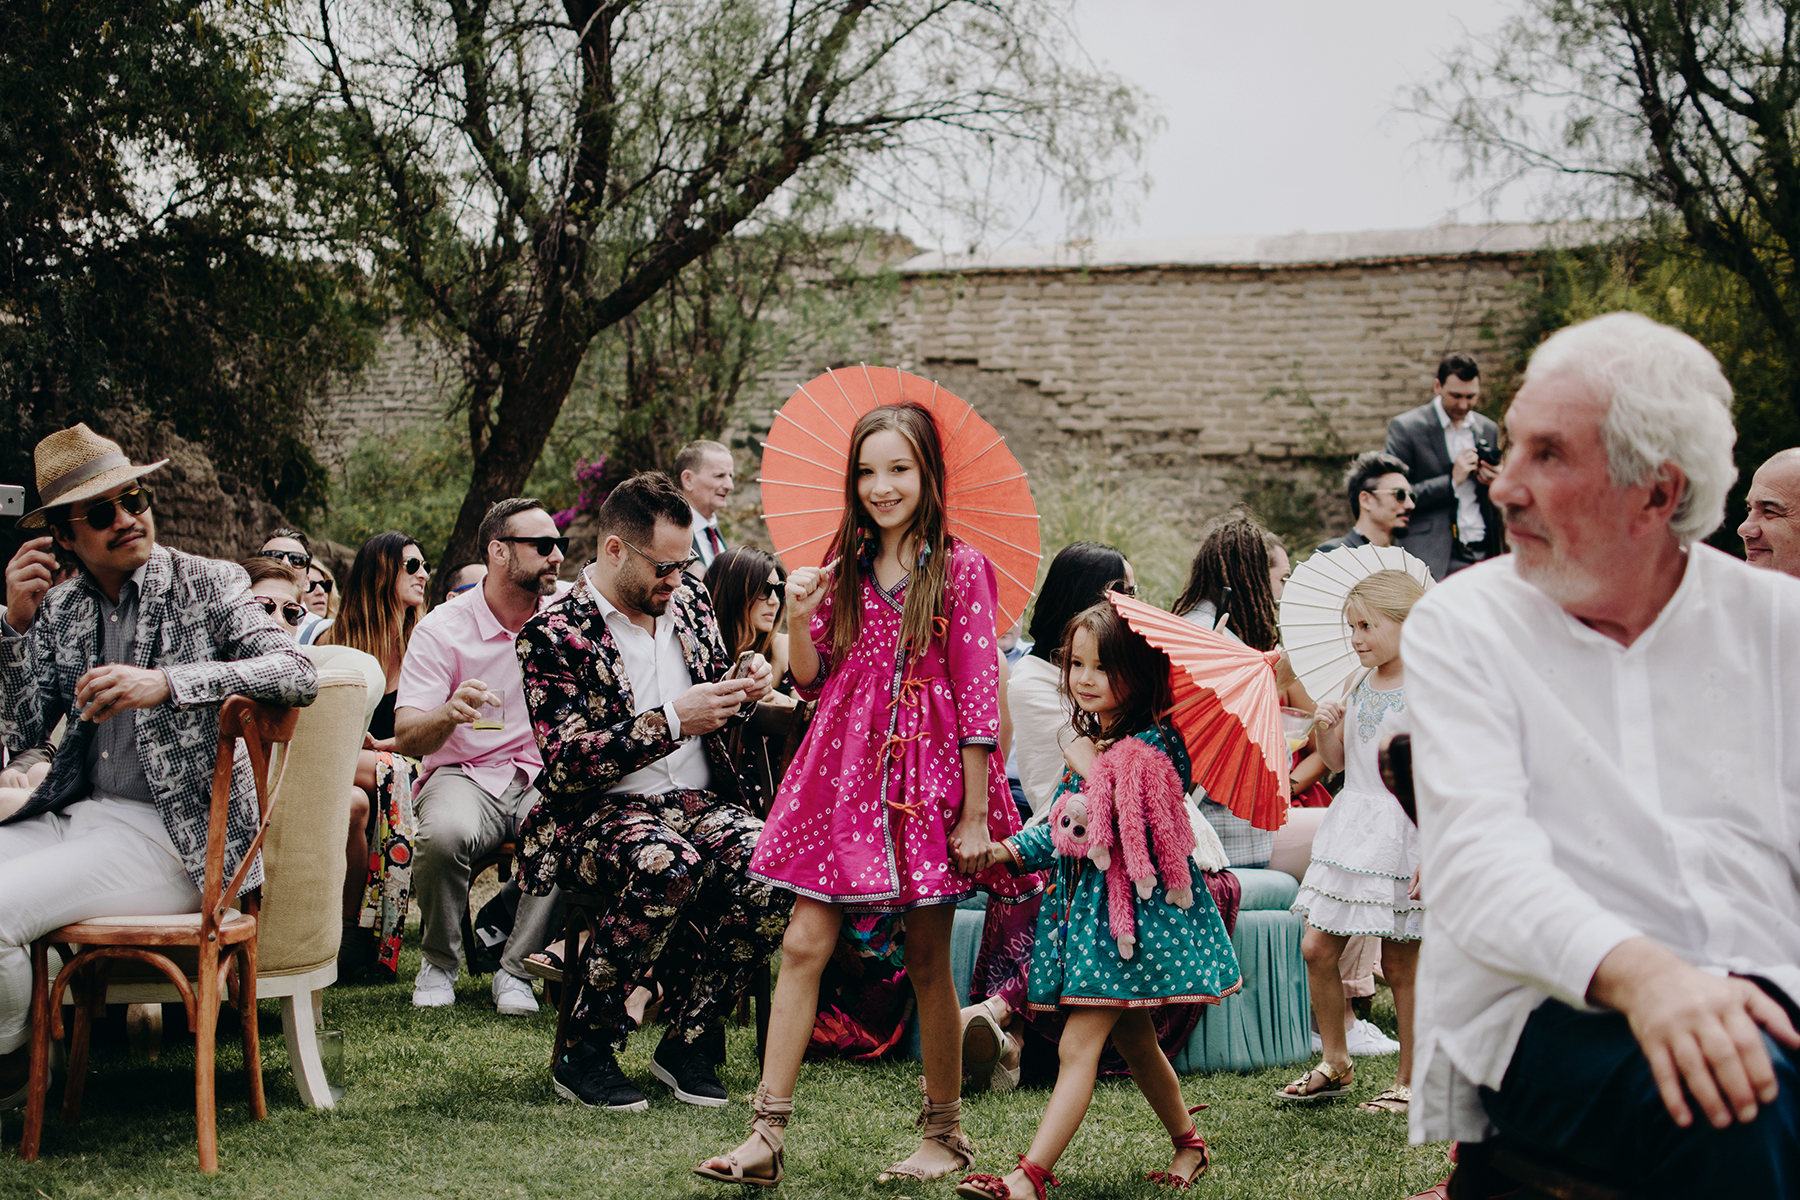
[1169,868,1310,1073]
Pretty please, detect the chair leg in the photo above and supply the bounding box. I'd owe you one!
[195,944,220,1174]
[238,942,266,1121]
[552,904,580,1064]
[61,962,104,1124]
[20,939,53,1162]
[752,961,772,1071]
[282,987,335,1110]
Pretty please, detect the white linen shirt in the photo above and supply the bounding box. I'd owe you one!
[1434,395,1486,545]
[592,579,709,797]
[1403,545,1800,1145]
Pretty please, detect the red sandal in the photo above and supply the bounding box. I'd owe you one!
[955,1154,1061,1200]
[1144,1104,1211,1189]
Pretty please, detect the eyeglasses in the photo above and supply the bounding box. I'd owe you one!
[450,581,480,595]
[254,597,308,627]
[258,548,311,569]
[1368,487,1414,503]
[1109,581,1137,597]
[306,576,333,595]
[402,556,430,576]
[496,535,570,557]
[620,538,699,578]
[73,487,151,532]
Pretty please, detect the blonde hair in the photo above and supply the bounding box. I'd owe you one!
[1343,569,1426,626]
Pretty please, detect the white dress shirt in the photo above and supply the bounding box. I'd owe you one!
[1433,395,1486,545]
[689,504,724,568]
[591,576,710,796]
[1402,546,1800,1145]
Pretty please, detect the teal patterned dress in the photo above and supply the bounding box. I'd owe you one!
[1007,724,1242,1012]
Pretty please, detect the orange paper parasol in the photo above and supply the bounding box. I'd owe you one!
[758,366,1041,631]
[1107,591,1290,831]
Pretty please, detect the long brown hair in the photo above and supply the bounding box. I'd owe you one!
[321,530,420,668]
[1059,601,1173,743]
[703,545,785,659]
[1173,512,1280,652]
[826,404,952,664]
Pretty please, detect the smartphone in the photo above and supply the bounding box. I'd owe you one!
[0,485,24,518]
[726,650,757,680]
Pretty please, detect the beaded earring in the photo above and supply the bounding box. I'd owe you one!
[916,538,933,571]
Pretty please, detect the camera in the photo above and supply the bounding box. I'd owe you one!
[1473,438,1502,467]
[0,484,25,518]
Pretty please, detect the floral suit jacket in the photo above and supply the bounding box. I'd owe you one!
[514,565,760,895]
[0,545,319,893]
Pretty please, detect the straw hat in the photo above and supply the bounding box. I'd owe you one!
[17,423,169,529]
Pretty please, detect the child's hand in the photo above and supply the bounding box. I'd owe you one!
[785,560,835,621]
[950,813,992,874]
[1408,865,1422,902]
[1313,699,1345,730]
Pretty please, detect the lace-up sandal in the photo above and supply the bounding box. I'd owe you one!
[955,1154,1060,1200]
[1276,1060,1353,1102]
[1144,1104,1211,1188]
[694,1083,789,1188]
[877,1077,977,1183]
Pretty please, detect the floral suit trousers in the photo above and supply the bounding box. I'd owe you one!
[563,787,791,1052]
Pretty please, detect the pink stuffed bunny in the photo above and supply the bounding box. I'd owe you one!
[1079,737,1197,960]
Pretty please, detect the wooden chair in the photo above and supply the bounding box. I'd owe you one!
[20,697,300,1173]
[460,842,517,977]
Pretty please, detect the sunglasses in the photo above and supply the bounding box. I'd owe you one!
[403,556,430,576]
[1109,581,1137,597]
[496,535,570,557]
[73,487,151,532]
[620,538,699,578]
[306,576,334,595]
[450,581,480,595]
[1368,487,1414,503]
[258,548,311,569]
[255,596,308,627]
[762,581,785,603]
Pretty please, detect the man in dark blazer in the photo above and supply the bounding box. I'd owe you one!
[1384,352,1504,579]
[1316,452,1416,556]
[517,471,789,1114]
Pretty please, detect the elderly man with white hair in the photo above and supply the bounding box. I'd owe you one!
[1403,312,1800,1195]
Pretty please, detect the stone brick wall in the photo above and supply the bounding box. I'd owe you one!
[313,322,458,467]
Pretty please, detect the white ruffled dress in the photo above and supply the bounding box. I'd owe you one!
[1291,675,1423,940]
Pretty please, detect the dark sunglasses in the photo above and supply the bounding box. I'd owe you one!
[762,581,785,603]
[74,486,151,532]
[1109,581,1137,597]
[306,576,334,595]
[450,581,480,595]
[255,596,308,627]
[1369,487,1414,503]
[620,538,698,578]
[403,556,430,576]
[258,548,311,569]
[496,535,570,557]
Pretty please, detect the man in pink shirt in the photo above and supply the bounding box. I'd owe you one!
[395,498,571,1015]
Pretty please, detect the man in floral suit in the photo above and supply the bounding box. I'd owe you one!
[517,471,790,1112]
[0,424,318,1109]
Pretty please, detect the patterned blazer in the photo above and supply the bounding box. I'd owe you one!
[0,545,319,892]
[515,565,760,891]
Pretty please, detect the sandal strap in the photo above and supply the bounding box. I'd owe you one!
[1016,1154,1061,1197]
[750,1082,792,1155]
[914,1076,975,1164]
[957,1173,1011,1199]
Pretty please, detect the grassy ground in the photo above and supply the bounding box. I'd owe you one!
[0,945,1450,1200]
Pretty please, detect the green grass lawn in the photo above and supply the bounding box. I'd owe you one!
[0,946,1451,1200]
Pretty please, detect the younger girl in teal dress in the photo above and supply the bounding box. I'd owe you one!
[958,602,1241,1200]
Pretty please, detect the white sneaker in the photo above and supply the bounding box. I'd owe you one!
[492,970,539,1016]
[413,960,458,1008]
[1346,1018,1402,1056]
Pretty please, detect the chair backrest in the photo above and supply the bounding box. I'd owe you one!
[256,670,368,978]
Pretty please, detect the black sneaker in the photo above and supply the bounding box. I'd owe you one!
[553,1042,648,1112]
[649,1036,728,1107]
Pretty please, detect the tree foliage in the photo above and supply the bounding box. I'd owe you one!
[1416,0,1800,424]
[295,0,1154,574]
[0,0,375,528]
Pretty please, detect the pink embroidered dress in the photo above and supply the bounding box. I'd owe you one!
[750,539,1042,912]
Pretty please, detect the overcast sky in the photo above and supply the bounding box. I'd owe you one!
[1008,0,1540,245]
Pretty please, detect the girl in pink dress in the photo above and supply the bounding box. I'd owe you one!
[697,403,1040,1190]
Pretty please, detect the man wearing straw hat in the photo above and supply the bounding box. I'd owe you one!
[0,424,318,1108]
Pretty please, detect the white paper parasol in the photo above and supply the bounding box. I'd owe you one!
[1279,544,1434,703]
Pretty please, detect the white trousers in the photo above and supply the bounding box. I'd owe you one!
[0,798,198,1054]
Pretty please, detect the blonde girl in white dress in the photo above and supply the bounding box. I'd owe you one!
[1279,569,1428,1114]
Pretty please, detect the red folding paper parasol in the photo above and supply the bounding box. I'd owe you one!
[758,366,1041,632]
[1107,591,1290,831]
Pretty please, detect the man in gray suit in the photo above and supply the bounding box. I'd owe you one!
[1384,352,1503,578]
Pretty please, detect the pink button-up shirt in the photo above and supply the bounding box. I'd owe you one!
[397,581,570,798]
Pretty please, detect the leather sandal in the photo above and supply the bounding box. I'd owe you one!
[694,1083,789,1188]
[1358,1083,1411,1114]
[955,1154,1060,1200]
[1277,1060,1353,1102]
[877,1077,977,1183]
[1144,1104,1210,1188]
[962,999,1006,1091]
